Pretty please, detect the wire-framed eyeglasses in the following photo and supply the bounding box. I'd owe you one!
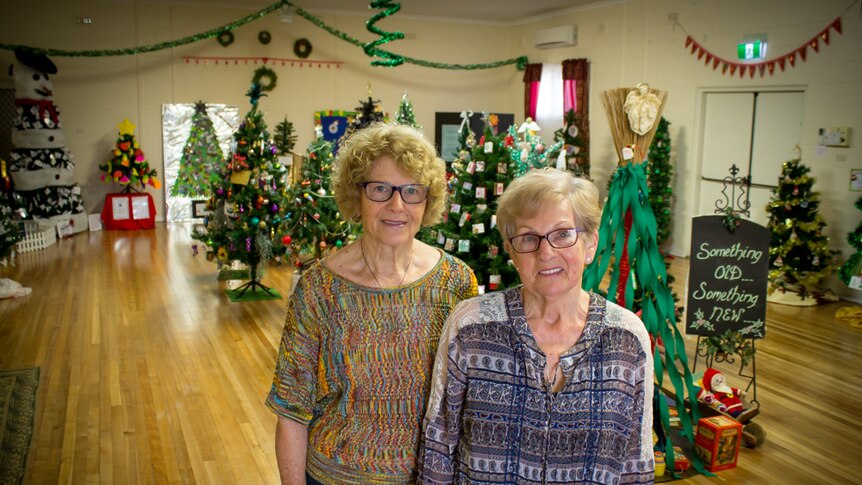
[361,181,429,204]
[508,228,584,253]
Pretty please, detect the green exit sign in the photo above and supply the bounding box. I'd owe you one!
[737,40,767,60]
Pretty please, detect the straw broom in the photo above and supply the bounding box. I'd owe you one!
[601,85,667,164]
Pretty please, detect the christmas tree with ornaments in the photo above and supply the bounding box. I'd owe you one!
[766,158,838,304]
[193,81,291,297]
[281,126,354,268]
[424,115,560,293]
[553,108,590,176]
[99,119,161,192]
[394,92,421,131]
[170,101,223,199]
[9,50,87,233]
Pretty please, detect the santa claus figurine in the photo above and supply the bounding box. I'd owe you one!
[699,368,759,422]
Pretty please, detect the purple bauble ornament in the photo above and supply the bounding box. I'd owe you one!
[270,203,279,213]
[217,188,225,196]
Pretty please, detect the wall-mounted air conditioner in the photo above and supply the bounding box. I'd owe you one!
[533,25,577,50]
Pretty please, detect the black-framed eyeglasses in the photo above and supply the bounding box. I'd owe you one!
[508,228,584,253]
[361,181,429,204]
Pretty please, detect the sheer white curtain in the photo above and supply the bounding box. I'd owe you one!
[534,63,564,137]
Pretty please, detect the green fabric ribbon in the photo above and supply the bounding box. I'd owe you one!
[583,161,710,476]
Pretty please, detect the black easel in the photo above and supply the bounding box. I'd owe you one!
[693,163,759,405]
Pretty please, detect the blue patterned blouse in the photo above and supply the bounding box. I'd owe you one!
[418,287,654,484]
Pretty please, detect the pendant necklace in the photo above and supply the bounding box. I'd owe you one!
[360,239,413,321]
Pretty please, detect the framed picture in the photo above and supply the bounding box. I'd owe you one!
[192,200,211,218]
[434,112,515,162]
[851,168,862,191]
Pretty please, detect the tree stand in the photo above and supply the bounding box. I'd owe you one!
[232,240,276,298]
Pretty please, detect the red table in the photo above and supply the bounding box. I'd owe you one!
[101,193,156,230]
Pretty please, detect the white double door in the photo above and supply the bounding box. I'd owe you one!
[696,89,804,227]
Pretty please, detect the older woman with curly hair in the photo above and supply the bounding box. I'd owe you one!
[266,123,477,485]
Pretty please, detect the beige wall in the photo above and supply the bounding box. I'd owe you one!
[3,0,861,300]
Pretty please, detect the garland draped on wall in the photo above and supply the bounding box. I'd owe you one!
[0,0,528,71]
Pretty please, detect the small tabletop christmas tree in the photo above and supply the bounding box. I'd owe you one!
[282,126,354,269]
[341,88,387,144]
[99,119,161,193]
[171,101,223,199]
[839,196,862,287]
[646,117,673,250]
[395,91,421,131]
[766,158,838,303]
[193,80,292,299]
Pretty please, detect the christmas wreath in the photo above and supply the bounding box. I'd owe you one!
[293,38,312,58]
[258,30,272,45]
[217,30,234,47]
[252,66,278,92]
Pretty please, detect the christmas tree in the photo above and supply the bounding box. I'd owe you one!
[395,92,421,131]
[282,127,353,268]
[99,119,161,193]
[644,117,683,322]
[425,117,560,293]
[193,81,292,297]
[1,160,24,261]
[273,116,298,155]
[553,108,590,176]
[171,101,223,199]
[646,117,673,249]
[342,92,387,144]
[839,196,862,286]
[766,158,838,300]
[9,50,88,233]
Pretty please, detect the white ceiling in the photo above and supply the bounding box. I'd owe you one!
[132,0,618,25]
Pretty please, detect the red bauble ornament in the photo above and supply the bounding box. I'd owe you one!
[282,235,292,245]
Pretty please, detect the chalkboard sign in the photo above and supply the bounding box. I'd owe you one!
[686,216,769,338]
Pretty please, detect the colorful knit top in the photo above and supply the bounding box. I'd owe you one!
[418,288,654,484]
[266,249,477,485]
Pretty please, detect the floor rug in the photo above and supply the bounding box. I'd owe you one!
[0,367,39,485]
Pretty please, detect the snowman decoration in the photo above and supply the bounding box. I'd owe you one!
[9,50,87,233]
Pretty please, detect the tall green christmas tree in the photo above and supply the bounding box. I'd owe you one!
[99,119,161,193]
[839,196,862,286]
[553,108,590,176]
[425,117,560,293]
[766,158,838,301]
[282,127,353,268]
[171,101,223,199]
[395,92,421,131]
[646,117,673,249]
[193,81,292,297]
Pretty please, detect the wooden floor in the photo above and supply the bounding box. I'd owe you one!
[1,223,860,484]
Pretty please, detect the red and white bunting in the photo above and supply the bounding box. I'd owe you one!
[683,17,842,77]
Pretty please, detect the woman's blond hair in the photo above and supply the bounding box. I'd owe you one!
[331,123,447,226]
[496,167,601,240]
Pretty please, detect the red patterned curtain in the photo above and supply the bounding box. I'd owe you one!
[522,63,543,120]
[562,59,590,174]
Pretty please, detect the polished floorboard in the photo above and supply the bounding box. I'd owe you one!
[1,223,860,484]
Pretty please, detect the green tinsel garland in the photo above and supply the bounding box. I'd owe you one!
[1,0,528,70]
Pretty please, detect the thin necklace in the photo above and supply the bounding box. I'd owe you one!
[360,239,413,290]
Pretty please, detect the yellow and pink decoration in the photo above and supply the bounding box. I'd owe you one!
[99,119,161,191]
